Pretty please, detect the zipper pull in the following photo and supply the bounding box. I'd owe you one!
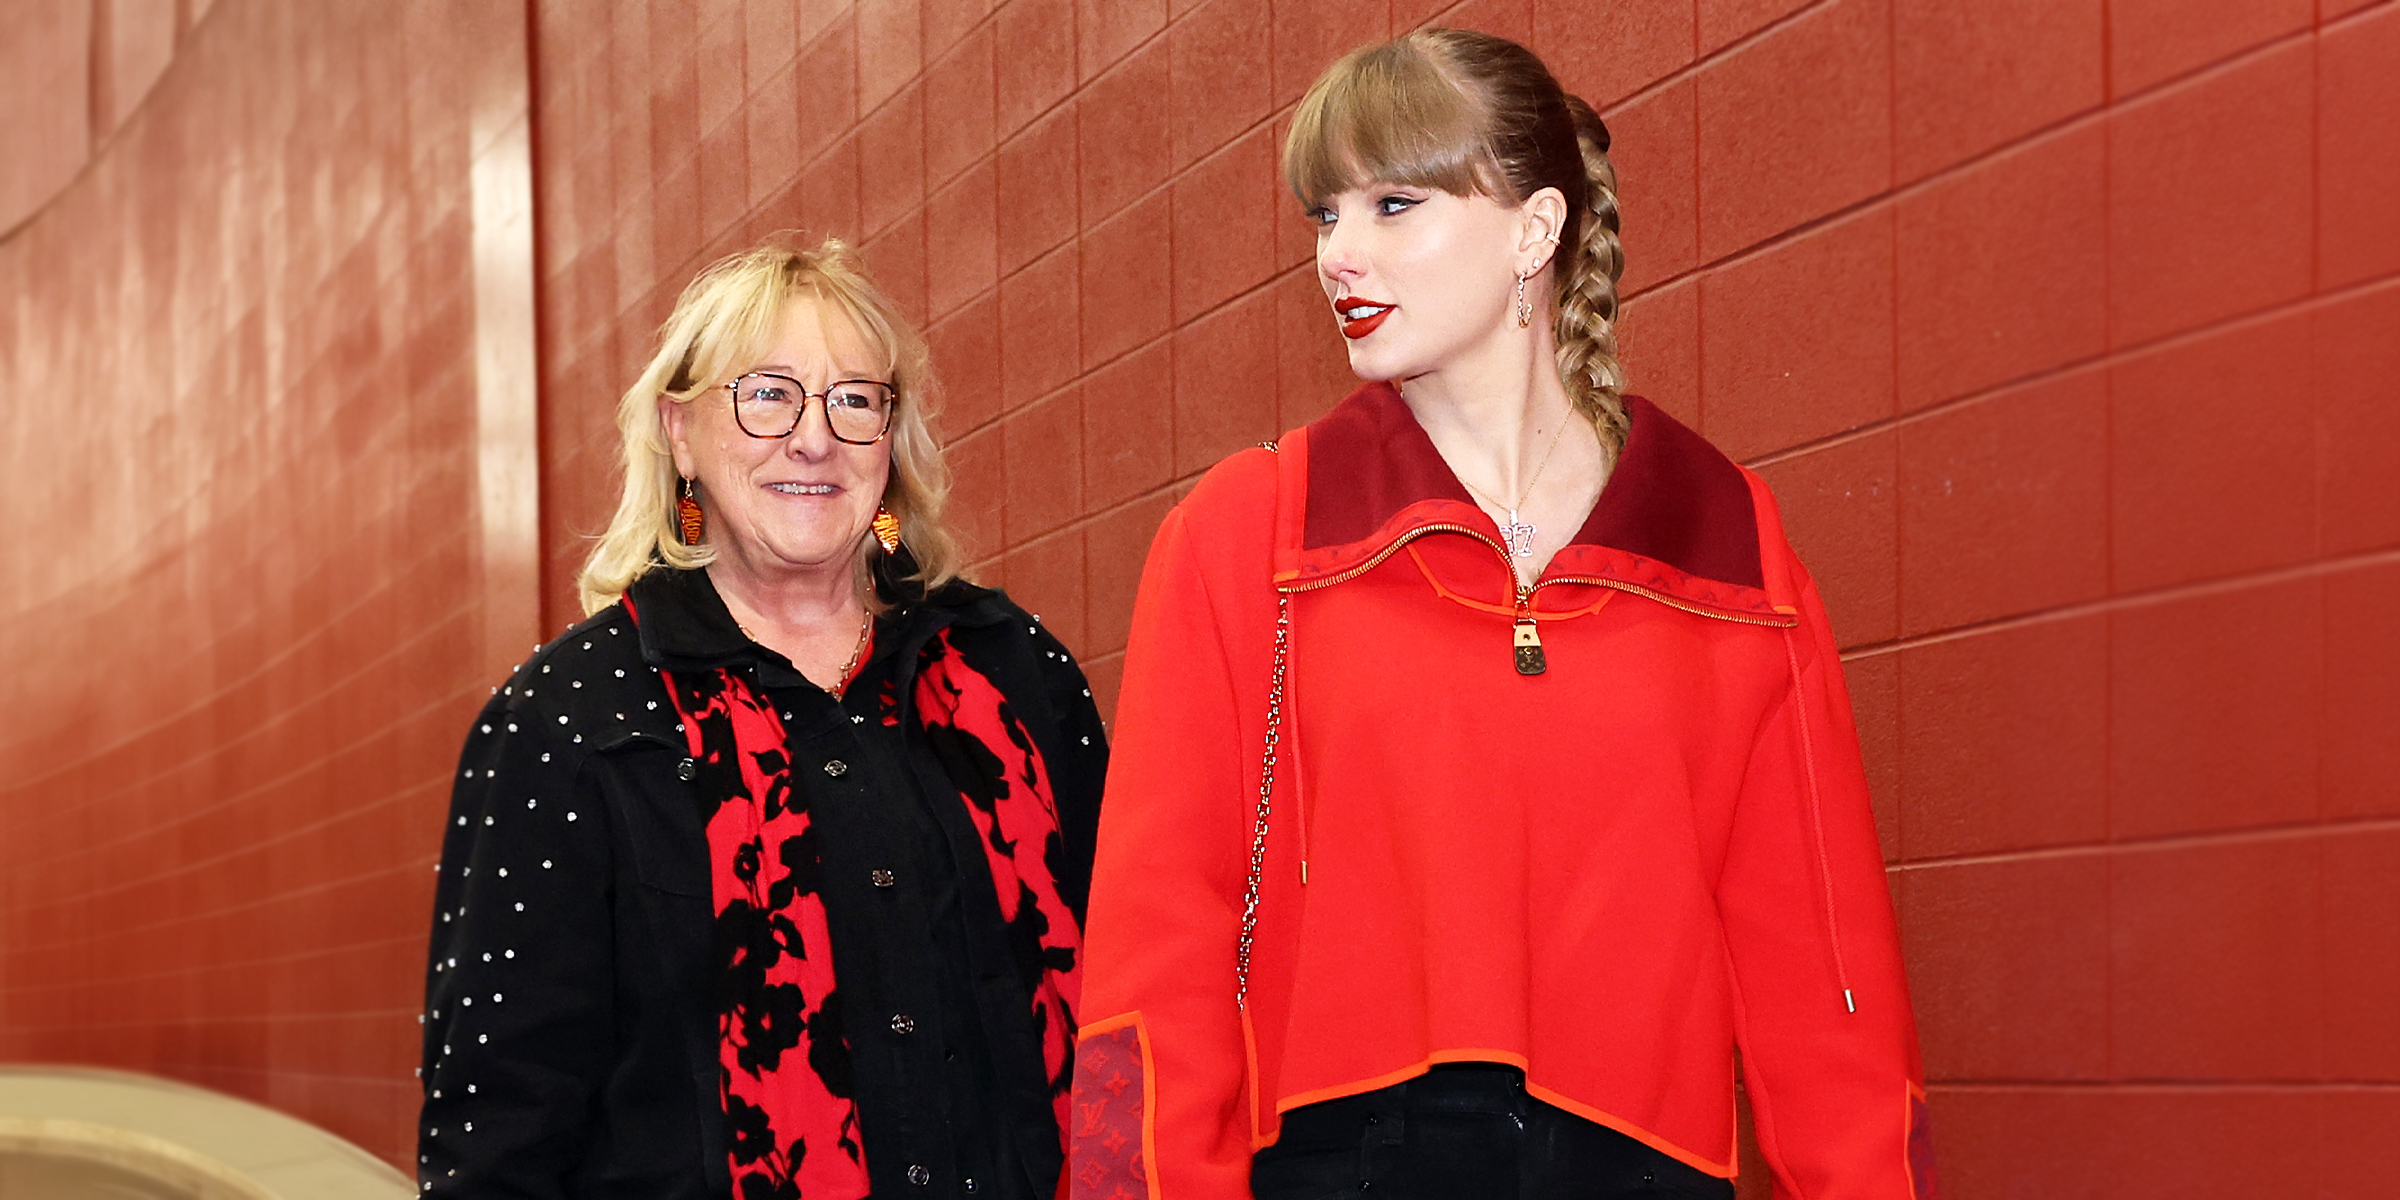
[1513,587,1546,676]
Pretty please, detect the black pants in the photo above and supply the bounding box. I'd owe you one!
[1250,1064,1735,1200]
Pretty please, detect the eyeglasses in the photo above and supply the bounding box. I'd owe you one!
[722,373,897,443]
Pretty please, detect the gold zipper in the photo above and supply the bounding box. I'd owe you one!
[1278,525,1798,671]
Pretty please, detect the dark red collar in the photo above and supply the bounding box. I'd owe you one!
[1276,383,1781,620]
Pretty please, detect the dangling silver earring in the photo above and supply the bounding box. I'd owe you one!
[1514,272,1532,328]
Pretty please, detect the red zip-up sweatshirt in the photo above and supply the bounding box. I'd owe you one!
[1067,384,1933,1200]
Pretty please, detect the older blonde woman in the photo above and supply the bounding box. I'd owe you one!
[418,239,1105,1200]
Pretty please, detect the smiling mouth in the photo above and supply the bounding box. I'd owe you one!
[767,483,839,496]
[1334,299,1395,340]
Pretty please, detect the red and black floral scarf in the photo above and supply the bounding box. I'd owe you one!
[658,626,1083,1200]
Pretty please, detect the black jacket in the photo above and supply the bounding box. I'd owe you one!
[417,566,1106,1199]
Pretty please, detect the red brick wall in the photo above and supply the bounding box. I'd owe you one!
[536,2,2400,1194]
[5,0,2398,1191]
[0,0,539,1166]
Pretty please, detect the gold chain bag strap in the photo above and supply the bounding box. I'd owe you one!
[1235,592,1292,1011]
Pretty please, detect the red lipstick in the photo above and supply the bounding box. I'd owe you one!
[1336,298,1394,340]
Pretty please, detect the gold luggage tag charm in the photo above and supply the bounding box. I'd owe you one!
[1513,618,1546,676]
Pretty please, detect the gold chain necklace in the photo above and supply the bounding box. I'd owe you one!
[1456,415,1572,559]
[736,609,874,694]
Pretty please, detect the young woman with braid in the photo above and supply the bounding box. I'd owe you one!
[1065,30,1932,1200]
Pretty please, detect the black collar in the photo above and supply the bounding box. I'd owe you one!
[625,561,1012,690]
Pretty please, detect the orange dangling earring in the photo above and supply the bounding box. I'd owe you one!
[676,477,705,546]
[871,507,902,553]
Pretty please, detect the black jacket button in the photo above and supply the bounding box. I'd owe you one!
[906,1164,931,1186]
[870,869,896,888]
[676,758,696,780]
[890,1013,916,1035]
[823,759,848,777]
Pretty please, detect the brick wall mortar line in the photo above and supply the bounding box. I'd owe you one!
[1838,540,2400,665]
[1743,271,2400,472]
[1881,811,2400,875]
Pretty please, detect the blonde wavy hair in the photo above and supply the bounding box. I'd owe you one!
[576,237,960,614]
[1283,28,1629,454]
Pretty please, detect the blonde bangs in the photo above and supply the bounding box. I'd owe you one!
[1283,37,1501,207]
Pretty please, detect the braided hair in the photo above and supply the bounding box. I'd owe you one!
[1284,29,1630,453]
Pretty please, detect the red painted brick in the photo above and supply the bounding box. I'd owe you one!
[946,422,1007,558]
[2108,41,2314,347]
[1004,527,1089,653]
[2109,0,2313,96]
[996,0,1077,137]
[1079,36,1171,224]
[796,14,859,162]
[856,82,926,232]
[924,159,998,318]
[1928,1086,2320,1200]
[2324,826,2400,1077]
[1698,0,1810,54]
[698,7,748,133]
[1439,0,1532,44]
[2109,579,2323,839]
[1169,127,1278,323]
[1897,855,2109,1080]
[857,0,922,113]
[746,60,804,210]
[1271,4,1389,108]
[699,117,750,239]
[1845,651,1901,858]
[1895,125,2107,411]
[1699,206,1896,462]
[1084,491,1177,655]
[928,289,1003,433]
[999,243,1082,409]
[2322,9,2400,289]
[1541,0,1694,108]
[747,0,801,80]
[1080,191,1173,369]
[1617,277,1699,430]
[1899,615,2110,858]
[1754,431,1899,648]
[1897,370,2109,634]
[2111,836,2325,1079]
[1083,339,1176,507]
[1893,0,2103,182]
[1078,0,1166,78]
[1173,286,1280,475]
[2109,311,2314,592]
[2325,562,2400,821]
[926,0,996,57]
[997,102,1080,272]
[2318,284,2400,555]
[923,23,996,186]
[1004,385,1084,540]
[1273,267,1361,430]
[1170,0,1273,170]
[1697,0,1890,257]
[2325,1091,2400,1200]
[1607,77,1699,295]
[798,134,862,243]
[861,204,928,327]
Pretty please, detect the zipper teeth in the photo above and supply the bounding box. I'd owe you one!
[1280,528,1798,628]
